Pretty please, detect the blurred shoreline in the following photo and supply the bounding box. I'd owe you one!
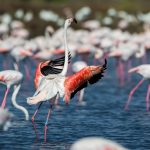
[0,0,149,37]
[0,0,150,12]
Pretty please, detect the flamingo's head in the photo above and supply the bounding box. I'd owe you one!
[45,26,54,36]
[65,17,77,27]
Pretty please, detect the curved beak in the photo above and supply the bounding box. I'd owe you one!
[128,67,139,73]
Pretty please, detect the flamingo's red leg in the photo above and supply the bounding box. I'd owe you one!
[146,84,150,112]
[119,61,125,86]
[24,64,30,81]
[127,60,132,82]
[125,79,144,110]
[116,59,125,86]
[31,102,43,140]
[44,105,53,143]
[1,87,10,108]
[54,94,60,106]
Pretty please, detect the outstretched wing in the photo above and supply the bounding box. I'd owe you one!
[88,59,107,84]
[41,52,71,76]
[70,59,107,99]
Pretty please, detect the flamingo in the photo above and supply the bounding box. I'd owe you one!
[27,17,107,142]
[109,42,138,85]
[125,65,150,111]
[27,59,107,141]
[27,17,76,142]
[0,70,29,120]
[10,46,33,80]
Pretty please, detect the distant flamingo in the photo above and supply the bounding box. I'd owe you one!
[109,43,137,85]
[0,70,29,120]
[125,65,150,111]
[10,46,33,80]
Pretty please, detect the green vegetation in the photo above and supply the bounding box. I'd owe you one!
[0,0,149,12]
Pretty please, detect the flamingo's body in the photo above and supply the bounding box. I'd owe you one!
[27,63,106,105]
[125,65,150,111]
[0,70,29,120]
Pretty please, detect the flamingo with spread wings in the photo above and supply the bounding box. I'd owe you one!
[30,53,71,140]
[27,18,107,142]
[27,17,75,142]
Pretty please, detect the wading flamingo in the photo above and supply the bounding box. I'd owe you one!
[125,65,150,111]
[27,17,76,142]
[27,18,107,142]
[0,70,29,120]
[27,59,107,142]
[31,53,71,140]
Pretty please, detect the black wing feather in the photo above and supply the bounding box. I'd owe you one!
[89,59,107,84]
[70,59,107,99]
[70,82,88,99]
[41,51,72,76]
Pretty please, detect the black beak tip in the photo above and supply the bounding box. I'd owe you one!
[73,18,77,24]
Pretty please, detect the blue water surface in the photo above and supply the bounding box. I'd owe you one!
[0,55,150,150]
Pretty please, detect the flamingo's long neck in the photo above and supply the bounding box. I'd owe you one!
[11,84,29,120]
[60,24,69,76]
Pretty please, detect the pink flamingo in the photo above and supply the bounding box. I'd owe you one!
[125,65,150,111]
[10,46,33,80]
[27,60,106,142]
[0,70,29,120]
[27,17,107,142]
[27,17,76,142]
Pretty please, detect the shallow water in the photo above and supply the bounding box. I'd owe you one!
[0,56,150,150]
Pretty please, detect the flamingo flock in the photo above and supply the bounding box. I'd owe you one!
[0,6,149,147]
